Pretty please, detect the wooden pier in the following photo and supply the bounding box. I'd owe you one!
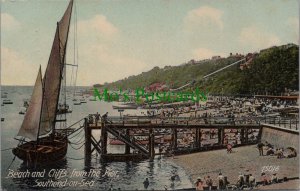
[82,116,262,164]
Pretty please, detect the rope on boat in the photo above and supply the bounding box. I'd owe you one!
[6,156,16,170]
[68,128,84,139]
[69,141,85,150]
[1,147,14,151]
[68,132,85,145]
[69,137,85,146]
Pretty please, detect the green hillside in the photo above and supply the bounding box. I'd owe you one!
[101,44,298,95]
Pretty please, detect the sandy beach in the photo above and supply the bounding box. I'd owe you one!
[170,145,299,189]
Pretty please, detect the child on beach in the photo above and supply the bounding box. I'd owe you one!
[195,177,206,190]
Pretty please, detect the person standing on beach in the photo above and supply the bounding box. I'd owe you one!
[237,172,245,188]
[205,175,213,189]
[227,143,233,153]
[244,169,250,186]
[249,174,256,188]
[194,177,205,190]
[257,142,264,156]
[217,173,225,190]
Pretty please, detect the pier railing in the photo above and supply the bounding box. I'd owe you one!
[105,116,261,126]
[82,114,298,130]
[108,115,298,131]
[261,116,298,130]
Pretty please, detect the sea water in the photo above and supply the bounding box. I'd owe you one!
[1,86,193,190]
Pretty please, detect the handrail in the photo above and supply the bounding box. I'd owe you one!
[106,116,297,125]
[85,114,298,130]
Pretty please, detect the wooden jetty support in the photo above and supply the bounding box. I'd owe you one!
[81,115,263,163]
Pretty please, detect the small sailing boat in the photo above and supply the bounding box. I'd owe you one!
[80,97,87,103]
[57,103,72,114]
[1,94,7,98]
[23,100,30,108]
[13,0,74,165]
[19,100,29,115]
[18,108,26,115]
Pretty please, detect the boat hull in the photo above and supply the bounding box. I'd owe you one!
[57,109,72,115]
[112,105,138,109]
[12,136,68,165]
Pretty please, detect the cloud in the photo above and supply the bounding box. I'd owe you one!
[192,48,225,60]
[70,14,149,85]
[78,44,148,84]
[1,47,35,85]
[1,13,20,30]
[77,15,119,39]
[238,26,280,50]
[184,6,223,30]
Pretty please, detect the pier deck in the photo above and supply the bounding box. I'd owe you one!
[81,116,267,163]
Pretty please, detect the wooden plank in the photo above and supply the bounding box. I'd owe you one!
[105,124,260,129]
[91,138,102,154]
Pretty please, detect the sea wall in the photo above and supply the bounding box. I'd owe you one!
[260,124,299,150]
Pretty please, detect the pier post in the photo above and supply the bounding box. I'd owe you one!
[241,128,245,144]
[101,122,107,155]
[172,128,177,150]
[245,128,249,143]
[221,127,225,145]
[125,128,130,154]
[257,126,263,142]
[149,128,155,160]
[84,118,91,166]
[218,128,222,145]
[195,128,201,148]
[199,129,202,148]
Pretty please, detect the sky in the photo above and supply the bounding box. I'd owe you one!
[1,0,299,86]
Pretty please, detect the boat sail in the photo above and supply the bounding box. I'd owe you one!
[13,0,74,165]
[16,66,49,140]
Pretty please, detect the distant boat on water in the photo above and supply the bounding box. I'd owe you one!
[73,99,81,105]
[19,100,30,115]
[112,104,138,110]
[80,98,87,103]
[89,97,97,101]
[19,108,27,115]
[2,99,13,104]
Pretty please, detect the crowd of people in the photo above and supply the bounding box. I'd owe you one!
[194,170,287,190]
[257,141,297,158]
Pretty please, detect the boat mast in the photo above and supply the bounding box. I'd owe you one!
[36,66,44,144]
[52,22,61,137]
[52,0,73,137]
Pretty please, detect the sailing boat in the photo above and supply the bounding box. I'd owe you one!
[12,0,74,164]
